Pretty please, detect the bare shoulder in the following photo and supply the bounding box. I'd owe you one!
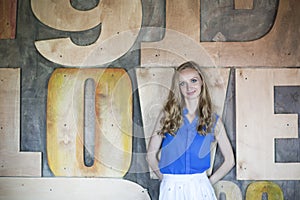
[151,110,165,136]
[148,110,164,147]
[214,116,226,139]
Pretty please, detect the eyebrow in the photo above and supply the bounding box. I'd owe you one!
[179,76,199,80]
[186,76,200,80]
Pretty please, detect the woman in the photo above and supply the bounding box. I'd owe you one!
[146,61,235,200]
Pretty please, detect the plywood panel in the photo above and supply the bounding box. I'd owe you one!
[141,0,300,67]
[245,181,283,200]
[47,68,132,177]
[0,0,17,39]
[236,68,300,180]
[235,0,253,10]
[33,0,142,66]
[0,68,41,176]
[137,67,230,178]
[0,177,150,200]
[214,180,242,200]
[31,0,101,32]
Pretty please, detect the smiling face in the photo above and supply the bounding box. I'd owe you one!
[178,68,203,100]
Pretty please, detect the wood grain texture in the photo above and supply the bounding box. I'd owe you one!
[0,0,17,39]
[141,0,300,67]
[47,68,132,177]
[236,68,300,180]
[137,67,230,178]
[0,68,41,176]
[31,0,101,32]
[33,0,142,66]
[214,180,242,200]
[245,181,283,200]
[0,177,150,200]
[234,0,253,10]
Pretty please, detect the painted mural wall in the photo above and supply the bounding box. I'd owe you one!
[0,0,299,199]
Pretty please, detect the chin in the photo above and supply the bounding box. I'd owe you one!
[185,95,199,100]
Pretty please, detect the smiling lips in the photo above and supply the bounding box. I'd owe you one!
[186,90,196,96]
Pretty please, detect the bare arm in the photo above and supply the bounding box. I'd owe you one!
[146,113,164,180]
[209,118,235,185]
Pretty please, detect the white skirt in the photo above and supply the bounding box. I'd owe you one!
[159,172,217,200]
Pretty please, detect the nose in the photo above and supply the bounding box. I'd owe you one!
[186,83,192,91]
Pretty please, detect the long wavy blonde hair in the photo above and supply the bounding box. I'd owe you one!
[159,61,214,136]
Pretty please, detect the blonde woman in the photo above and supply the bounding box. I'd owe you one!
[146,61,235,200]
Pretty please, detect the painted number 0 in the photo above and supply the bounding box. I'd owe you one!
[47,68,132,177]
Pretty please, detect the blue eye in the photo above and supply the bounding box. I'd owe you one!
[191,78,197,83]
[179,82,185,86]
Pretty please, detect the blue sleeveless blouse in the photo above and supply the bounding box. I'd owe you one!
[159,108,219,174]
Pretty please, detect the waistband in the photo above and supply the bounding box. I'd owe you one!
[162,172,207,181]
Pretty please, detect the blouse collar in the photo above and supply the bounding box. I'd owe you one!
[183,108,198,125]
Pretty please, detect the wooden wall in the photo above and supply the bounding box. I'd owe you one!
[0,0,17,39]
[0,0,299,199]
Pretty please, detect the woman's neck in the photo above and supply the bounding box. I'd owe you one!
[184,98,199,115]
